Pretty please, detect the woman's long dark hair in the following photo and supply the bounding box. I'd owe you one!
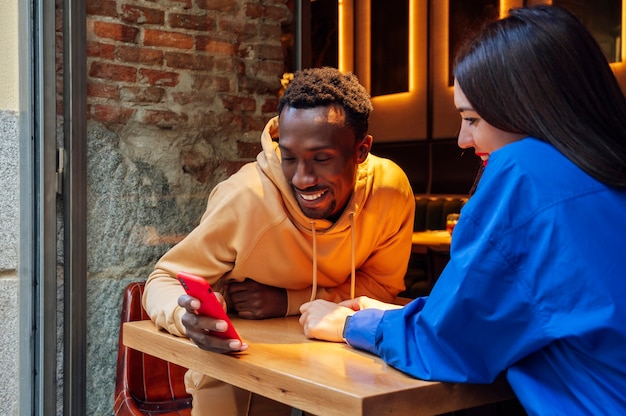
[454,6,626,188]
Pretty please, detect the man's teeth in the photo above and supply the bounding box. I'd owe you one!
[300,191,325,201]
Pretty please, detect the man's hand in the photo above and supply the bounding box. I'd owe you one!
[299,299,354,342]
[227,278,287,319]
[178,293,248,354]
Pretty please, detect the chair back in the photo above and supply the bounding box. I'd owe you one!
[114,281,192,415]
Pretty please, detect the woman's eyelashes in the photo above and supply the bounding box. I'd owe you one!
[463,117,478,126]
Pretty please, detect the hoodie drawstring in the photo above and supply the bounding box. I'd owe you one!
[309,214,356,302]
[309,221,317,302]
[349,212,355,299]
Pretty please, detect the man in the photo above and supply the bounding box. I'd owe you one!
[143,67,415,415]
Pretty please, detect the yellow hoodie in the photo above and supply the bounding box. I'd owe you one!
[143,116,415,337]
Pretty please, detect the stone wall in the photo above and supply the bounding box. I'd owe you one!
[83,0,291,414]
[0,110,19,416]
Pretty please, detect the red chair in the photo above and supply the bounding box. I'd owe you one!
[114,281,193,415]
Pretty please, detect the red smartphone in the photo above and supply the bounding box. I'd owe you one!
[177,271,241,341]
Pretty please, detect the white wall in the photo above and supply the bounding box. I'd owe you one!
[0,0,18,111]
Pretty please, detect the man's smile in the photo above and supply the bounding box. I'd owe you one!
[299,190,327,201]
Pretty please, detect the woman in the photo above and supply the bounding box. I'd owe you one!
[299,6,626,415]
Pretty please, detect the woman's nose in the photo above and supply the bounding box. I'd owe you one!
[457,125,474,150]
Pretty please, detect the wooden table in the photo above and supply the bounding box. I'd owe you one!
[412,230,452,254]
[123,317,514,416]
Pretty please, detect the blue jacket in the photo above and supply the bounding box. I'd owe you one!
[346,138,626,415]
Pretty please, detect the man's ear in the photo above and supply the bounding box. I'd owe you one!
[356,135,373,163]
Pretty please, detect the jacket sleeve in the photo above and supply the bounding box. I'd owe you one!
[142,182,245,336]
[346,211,550,383]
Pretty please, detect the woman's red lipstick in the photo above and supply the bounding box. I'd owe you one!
[475,152,489,167]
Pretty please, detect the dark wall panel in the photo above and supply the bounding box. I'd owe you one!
[372,139,479,195]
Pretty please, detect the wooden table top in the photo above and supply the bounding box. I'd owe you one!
[123,317,513,416]
[412,230,452,253]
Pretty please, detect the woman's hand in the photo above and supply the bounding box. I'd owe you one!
[299,299,355,342]
[299,297,402,342]
[338,296,402,311]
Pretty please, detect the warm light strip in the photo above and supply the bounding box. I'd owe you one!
[622,0,625,63]
[408,0,417,91]
[338,0,352,72]
[610,0,625,69]
[500,0,523,17]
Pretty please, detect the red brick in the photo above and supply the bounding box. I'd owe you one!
[245,3,289,21]
[89,61,137,82]
[93,21,139,43]
[121,5,165,25]
[169,13,216,32]
[117,45,164,65]
[164,52,213,71]
[255,60,285,77]
[192,74,230,92]
[55,8,63,31]
[221,95,256,112]
[138,68,179,86]
[259,23,283,40]
[120,86,166,103]
[218,111,241,128]
[220,160,248,177]
[181,149,217,183]
[171,92,200,105]
[87,0,117,18]
[193,110,219,126]
[166,0,193,9]
[87,41,115,59]
[90,104,135,123]
[140,109,189,127]
[261,97,279,113]
[87,81,119,99]
[55,72,63,91]
[195,37,234,55]
[237,140,262,159]
[240,44,283,61]
[213,56,243,73]
[239,75,273,95]
[218,19,256,40]
[197,0,237,13]
[242,114,269,131]
[144,29,194,49]
[251,60,285,80]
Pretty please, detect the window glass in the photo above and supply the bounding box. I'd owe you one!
[449,0,499,86]
[371,0,409,96]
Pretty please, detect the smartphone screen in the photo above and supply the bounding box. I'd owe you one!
[177,271,241,341]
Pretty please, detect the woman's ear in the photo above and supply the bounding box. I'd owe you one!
[356,135,373,163]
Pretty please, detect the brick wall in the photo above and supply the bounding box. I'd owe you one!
[86,0,291,177]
